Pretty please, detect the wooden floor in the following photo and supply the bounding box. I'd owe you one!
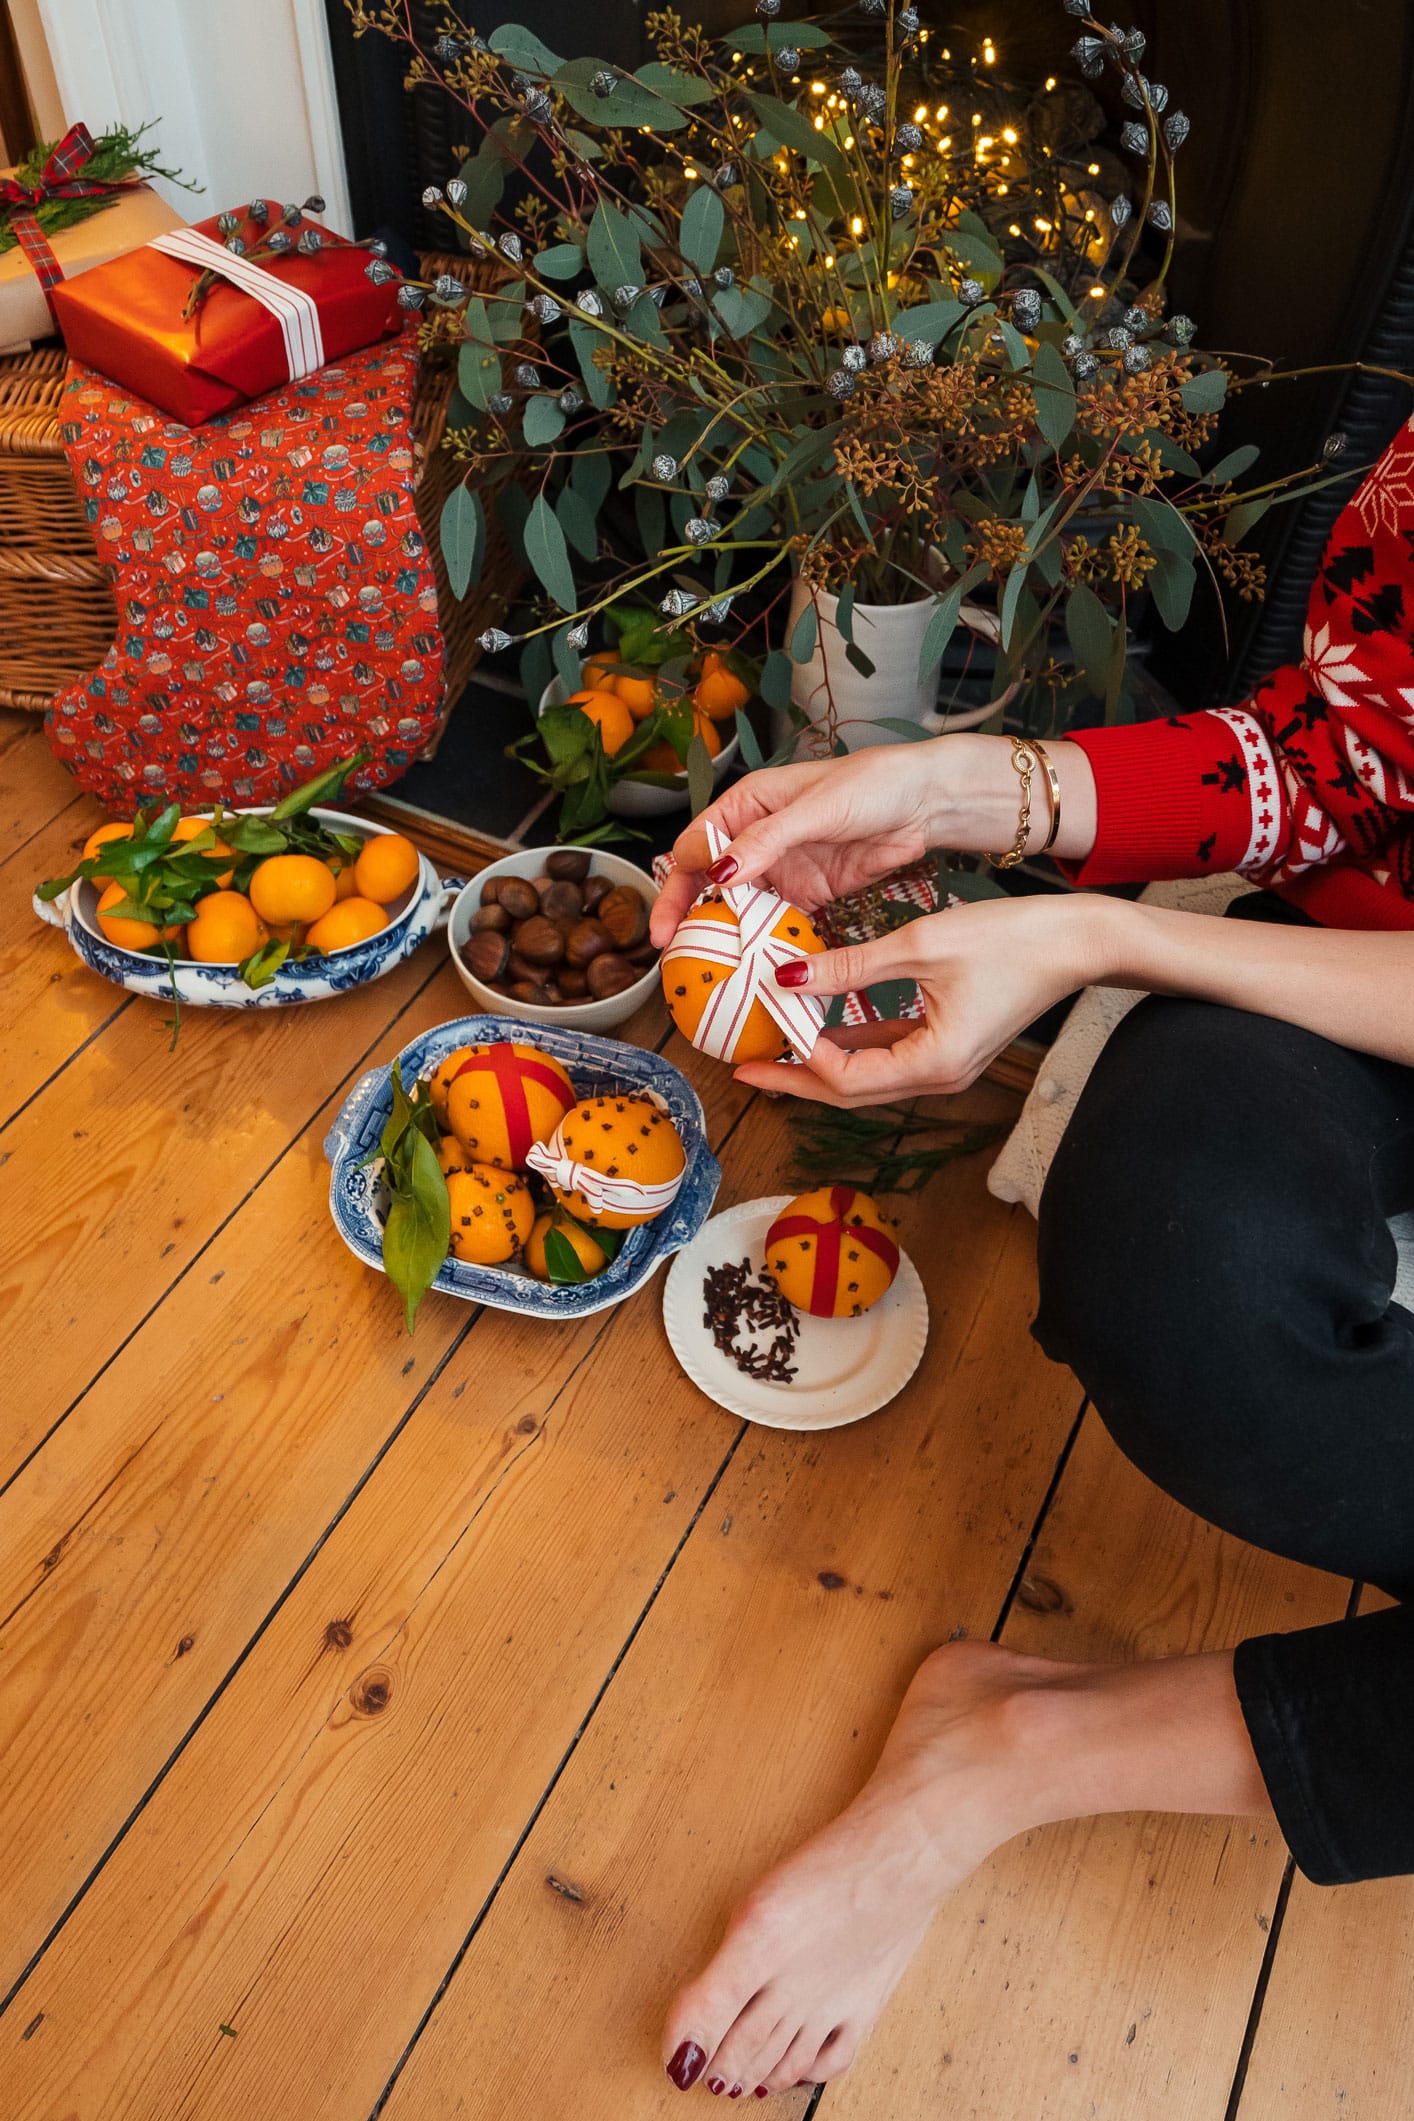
[1,709,1410,2120]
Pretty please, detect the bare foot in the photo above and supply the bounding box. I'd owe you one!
[662,1640,1075,2098]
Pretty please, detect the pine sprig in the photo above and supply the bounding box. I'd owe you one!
[0,123,198,257]
[788,1102,1008,1195]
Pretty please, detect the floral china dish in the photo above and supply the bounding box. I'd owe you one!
[33,806,462,1009]
[324,1013,721,1320]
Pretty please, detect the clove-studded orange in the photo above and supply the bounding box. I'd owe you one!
[763,1186,900,1318]
[442,1041,577,1170]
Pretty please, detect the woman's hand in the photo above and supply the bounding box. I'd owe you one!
[736,892,1114,1106]
[650,742,967,947]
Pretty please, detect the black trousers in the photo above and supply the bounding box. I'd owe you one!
[1033,896,1414,1885]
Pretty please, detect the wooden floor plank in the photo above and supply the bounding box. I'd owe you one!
[0,714,87,863]
[1233,1590,1413,2121]
[353,1096,1081,2121]
[0,941,464,1477]
[0,1071,757,2121]
[0,801,131,1122]
[822,1413,1352,2121]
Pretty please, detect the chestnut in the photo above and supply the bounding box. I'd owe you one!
[581,874,612,914]
[539,878,583,923]
[563,916,612,966]
[546,848,591,882]
[512,914,566,967]
[509,979,556,1007]
[598,884,649,949]
[472,901,511,934]
[498,875,540,921]
[466,929,510,982]
[586,952,642,999]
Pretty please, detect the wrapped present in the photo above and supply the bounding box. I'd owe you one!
[51,203,403,425]
[1,125,186,351]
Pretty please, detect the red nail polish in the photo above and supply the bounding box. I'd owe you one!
[707,856,738,883]
[754,2089,771,2100]
[668,2042,707,2090]
[729,2089,744,2101]
[774,959,809,988]
[708,2082,727,2098]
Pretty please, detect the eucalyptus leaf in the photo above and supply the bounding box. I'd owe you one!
[1223,496,1271,545]
[1179,367,1228,414]
[523,394,565,447]
[586,200,642,293]
[1064,583,1113,696]
[1147,548,1197,631]
[556,483,599,562]
[735,710,766,771]
[917,563,987,679]
[524,493,578,611]
[488,23,562,73]
[440,483,483,602]
[759,648,793,710]
[1031,339,1075,450]
[747,93,843,172]
[1203,442,1261,487]
[457,336,501,412]
[789,599,819,664]
[535,242,584,279]
[567,315,613,409]
[635,62,715,106]
[679,183,724,273]
[686,732,716,815]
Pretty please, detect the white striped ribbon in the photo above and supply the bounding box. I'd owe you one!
[525,1131,685,1221]
[661,820,824,1064]
[149,226,325,383]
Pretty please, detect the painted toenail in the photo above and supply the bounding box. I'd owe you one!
[707,2082,726,2097]
[728,2088,744,2100]
[754,2089,771,2099]
[667,2042,707,2090]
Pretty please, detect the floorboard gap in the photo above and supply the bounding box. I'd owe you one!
[989,1393,1089,1641]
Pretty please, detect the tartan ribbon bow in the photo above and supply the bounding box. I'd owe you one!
[661,820,824,1064]
[1,123,138,319]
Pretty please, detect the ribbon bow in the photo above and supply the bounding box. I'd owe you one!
[525,1118,686,1223]
[1,124,138,320]
[661,820,824,1064]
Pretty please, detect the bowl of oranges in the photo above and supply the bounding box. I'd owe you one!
[537,634,747,820]
[34,758,458,1014]
[324,1016,722,1322]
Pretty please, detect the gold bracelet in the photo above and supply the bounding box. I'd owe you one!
[986,736,1061,868]
[1033,737,1062,855]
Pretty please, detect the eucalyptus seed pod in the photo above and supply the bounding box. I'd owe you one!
[218,212,239,236]
[1164,110,1191,151]
[1110,194,1133,227]
[567,620,591,648]
[514,363,541,389]
[523,89,552,122]
[591,69,617,96]
[435,33,463,58]
[705,595,733,623]
[895,122,924,152]
[661,588,695,616]
[890,185,914,218]
[757,0,781,15]
[905,340,934,366]
[1120,120,1149,154]
[225,235,248,256]
[296,228,323,256]
[282,203,303,227]
[487,394,513,415]
[652,453,678,482]
[269,230,294,253]
[558,388,584,414]
[498,231,523,261]
[577,290,604,316]
[714,265,735,287]
[839,67,862,93]
[528,294,562,323]
[858,84,887,119]
[842,343,867,371]
[422,186,443,208]
[248,198,269,223]
[685,518,715,544]
[716,163,737,188]
[612,284,641,310]
[1148,200,1174,231]
[304,195,326,213]
[1072,351,1100,382]
[479,628,516,653]
[1123,344,1151,372]
[777,48,801,71]
[1103,325,1132,350]
[397,285,426,311]
[706,474,730,501]
[959,278,985,305]
[432,273,464,304]
[827,369,857,400]
[446,178,468,207]
[1011,287,1042,330]
[869,331,898,362]
[1072,35,1106,75]
[899,8,920,31]
[1123,304,1149,332]
[1063,333,1086,357]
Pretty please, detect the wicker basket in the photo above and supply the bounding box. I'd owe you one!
[0,251,522,737]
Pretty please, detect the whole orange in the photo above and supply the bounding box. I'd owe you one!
[332,858,361,901]
[304,896,389,954]
[82,820,134,865]
[569,688,635,757]
[612,673,658,719]
[248,853,337,927]
[185,890,268,964]
[171,814,235,886]
[643,710,722,774]
[353,832,420,905]
[446,1165,536,1264]
[582,649,620,690]
[693,656,749,722]
[95,880,180,951]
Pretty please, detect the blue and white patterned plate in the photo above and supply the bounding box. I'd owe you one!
[323,1014,722,1319]
[32,805,463,1010]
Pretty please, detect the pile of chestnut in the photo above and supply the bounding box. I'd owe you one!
[465,850,656,1007]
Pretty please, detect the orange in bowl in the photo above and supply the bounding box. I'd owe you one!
[304,896,390,954]
[569,688,635,757]
[353,832,420,906]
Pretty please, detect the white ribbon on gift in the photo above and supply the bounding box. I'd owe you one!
[148,226,326,383]
[660,820,824,1063]
[525,1125,685,1221]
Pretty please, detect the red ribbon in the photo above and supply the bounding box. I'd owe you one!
[449,1042,575,1168]
[768,1185,900,1317]
[1,124,140,320]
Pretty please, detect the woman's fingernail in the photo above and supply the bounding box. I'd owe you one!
[774,959,809,988]
[667,2043,707,2090]
[707,856,738,883]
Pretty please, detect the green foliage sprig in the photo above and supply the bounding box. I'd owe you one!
[372,1063,452,1331]
[788,1102,1009,1194]
[0,123,197,256]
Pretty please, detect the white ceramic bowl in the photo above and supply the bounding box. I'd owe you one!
[34,806,460,1011]
[537,678,739,817]
[447,845,662,1033]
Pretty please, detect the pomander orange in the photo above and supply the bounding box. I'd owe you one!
[661,893,825,1063]
[444,1041,577,1170]
[429,1046,476,1128]
[763,1186,900,1318]
[434,1133,477,1179]
[95,880,180,951]
[304,896,389,953]
[542,1091,686,1228]
[248,853,337,927]
[568,688,634,757]
[445,1165,535,1265]
[524,1208,613,1282]
[353,832,420,905]
[184,890,268,964]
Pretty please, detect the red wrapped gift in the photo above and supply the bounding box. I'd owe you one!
[50,202,403,425]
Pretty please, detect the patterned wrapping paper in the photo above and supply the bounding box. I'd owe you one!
[653,851,955,1031]
[44,337,446,813]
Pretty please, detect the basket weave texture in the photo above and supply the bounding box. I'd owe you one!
[0,250,520,733]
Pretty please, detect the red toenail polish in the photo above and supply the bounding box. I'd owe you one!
[774,959,809,987]
[708,2082,726,2098]
[667,2042,707,2090]
[754,2089,771,2099]
[708,856,738,884]
[729,2088,744,2100]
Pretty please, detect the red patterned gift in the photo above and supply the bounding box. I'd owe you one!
[51,202,402,426]
[44,336,445,813]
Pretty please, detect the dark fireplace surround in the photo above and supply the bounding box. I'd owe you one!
[325,0,1414,716]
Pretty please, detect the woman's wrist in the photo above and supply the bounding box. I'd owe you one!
[922,734,1099,866]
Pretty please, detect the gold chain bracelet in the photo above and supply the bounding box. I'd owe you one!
[986,736,1061,868]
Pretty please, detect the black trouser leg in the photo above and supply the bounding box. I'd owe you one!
[1032,905,1414,1884]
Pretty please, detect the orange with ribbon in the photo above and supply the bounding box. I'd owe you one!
[763,1186,900,1318]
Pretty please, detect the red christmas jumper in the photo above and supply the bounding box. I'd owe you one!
[1063,418,1414,930]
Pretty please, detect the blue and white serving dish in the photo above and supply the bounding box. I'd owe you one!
[324,1013,722,1319]
[33,806,463,1010]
